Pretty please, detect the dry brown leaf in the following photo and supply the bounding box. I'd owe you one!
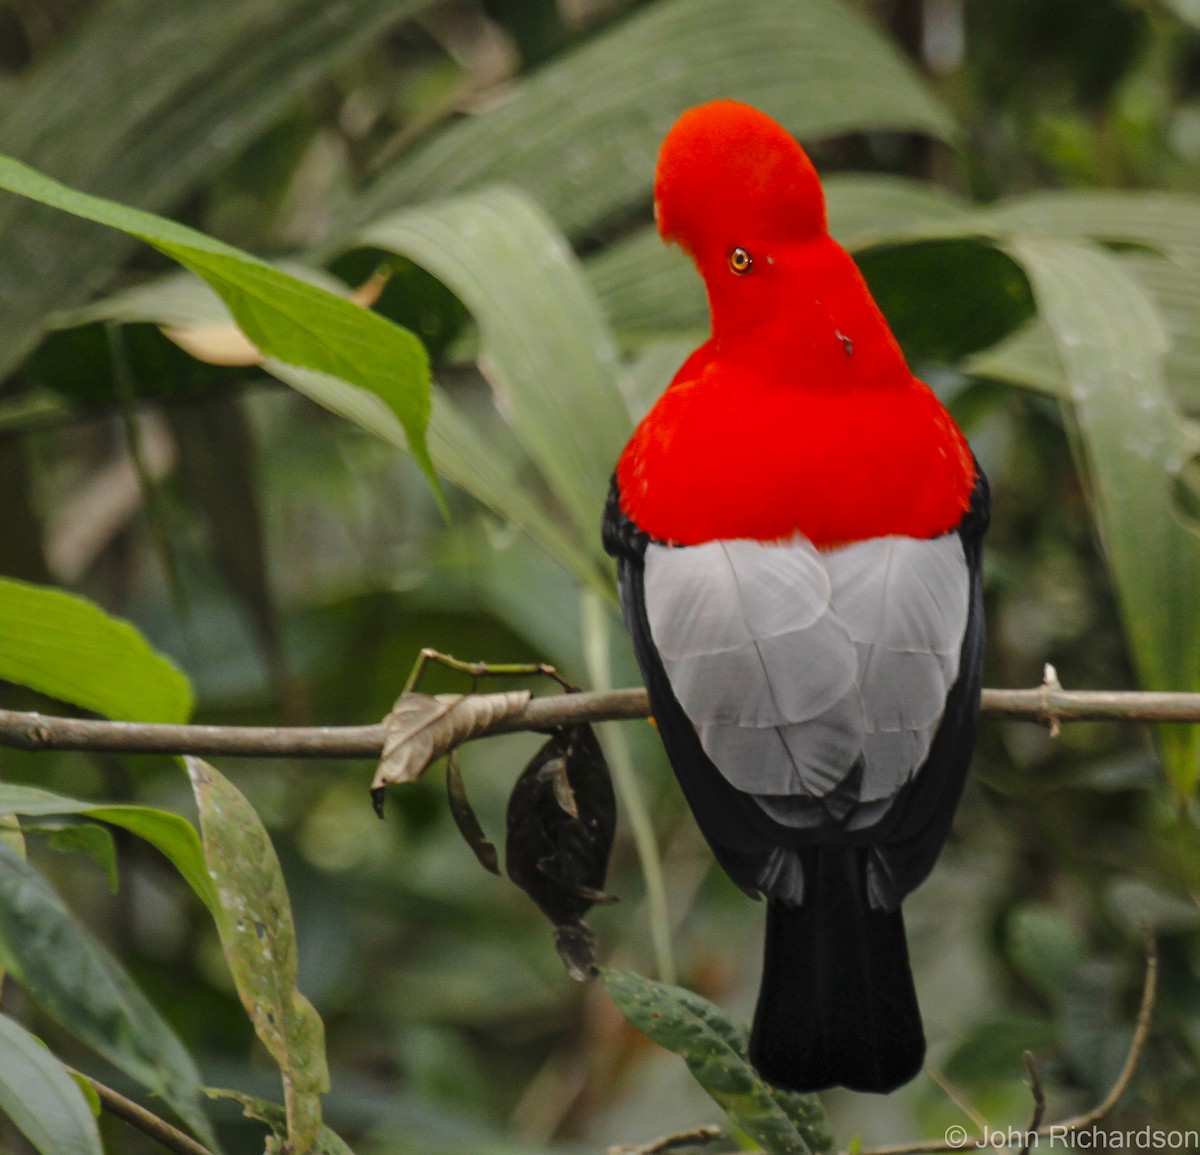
[372,689,531,792]
[161,321,261,366]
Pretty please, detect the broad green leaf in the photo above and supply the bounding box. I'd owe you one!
[1006,237,1200,798]
[271,361,613,601]
[856,239,1035,367]
[0,576,192,722]
[187,757,328,1151]
[0,843,216,1146]
[586,229,705,340]
[0,784,218,916]
[45,825,119,894]
[356,187,631,560]
[339,0,955,240]
[824,174,972,246]
[0,0,437,379]
[970,248,1200,408]
[212,1089,355,1155]
[1118,250,1200,417]
[601,968,835,1155]
[942,1015,1058,1085]
[0,1014,103,1155]
[1007,904,1088,1008]
[963,317,1068,396]
[0,156,440,501]
[41,264,609,598]
[992,190,1200,266]
[623,339,696,420]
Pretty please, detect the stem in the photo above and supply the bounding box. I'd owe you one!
[581,591,676,984]
[66,1068,213,1155]
[6,686,1200,759]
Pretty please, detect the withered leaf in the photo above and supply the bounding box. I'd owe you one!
[445,750,500,875]
[372,690,531,817]
[505,724,616,978]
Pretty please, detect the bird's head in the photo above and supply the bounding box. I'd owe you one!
[654,100,827,278]
[653,101,836,360]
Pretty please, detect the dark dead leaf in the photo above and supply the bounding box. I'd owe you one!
[505,724,616,977]
[446,749,500,875]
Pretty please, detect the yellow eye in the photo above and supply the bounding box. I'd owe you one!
[728,246,753,275]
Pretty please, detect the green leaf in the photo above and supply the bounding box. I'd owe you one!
[356,186,631,560]
[600,968,835,1155]
[856,239,1035,367]
[0,1014,103,1155]
[992,190,1200,266]
[46,825,119,894]
[272,362,613,601]
[41,254,609,596]
[1117,250,1200,418]
[586,228,705,341]
[0,843,216,1147]
[187,757,328,1151]
[0,784,218,916]
[0,576,192,722]
[963,317,1067,396]
[823,174,972,246]
[0,155,441,503]
[1006,237,1200,798]
[1007,903,1088,1007]
[0,0,437,379]
[211,1089,355,1155]
[942,1015,1058,1085]
[339,0,955,239]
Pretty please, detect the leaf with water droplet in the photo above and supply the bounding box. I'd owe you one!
[1006,238,1200,799]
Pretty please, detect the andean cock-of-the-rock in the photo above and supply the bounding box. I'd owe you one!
[603,99,988,1095]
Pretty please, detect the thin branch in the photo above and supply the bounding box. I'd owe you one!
[66,1068,213,1155]
[607,1124,728,1155]
[1050,931,1157,1134]
[1020,1052,1046,1155]
[924,1062,989,1135]
[856,933,1158,1155]
[2,685,1200,760]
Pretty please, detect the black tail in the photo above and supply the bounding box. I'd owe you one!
[748,847,924,1095]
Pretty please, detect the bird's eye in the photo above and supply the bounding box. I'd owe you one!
[728,246,753,275]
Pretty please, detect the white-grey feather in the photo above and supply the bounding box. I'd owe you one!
[643,532,970,828]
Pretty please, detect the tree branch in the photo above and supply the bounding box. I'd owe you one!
[1,685,1199,760]
[66,1067,214,1155]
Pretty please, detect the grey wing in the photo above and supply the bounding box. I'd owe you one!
[642,533,970,838]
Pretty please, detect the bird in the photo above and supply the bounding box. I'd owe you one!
[601,99,988,1095]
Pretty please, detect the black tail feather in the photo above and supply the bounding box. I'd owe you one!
[748,847,924,1095]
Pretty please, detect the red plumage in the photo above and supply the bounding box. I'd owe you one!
[618,99,974,548]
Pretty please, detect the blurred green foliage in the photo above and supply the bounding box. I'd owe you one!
[1,0,1200,1151]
